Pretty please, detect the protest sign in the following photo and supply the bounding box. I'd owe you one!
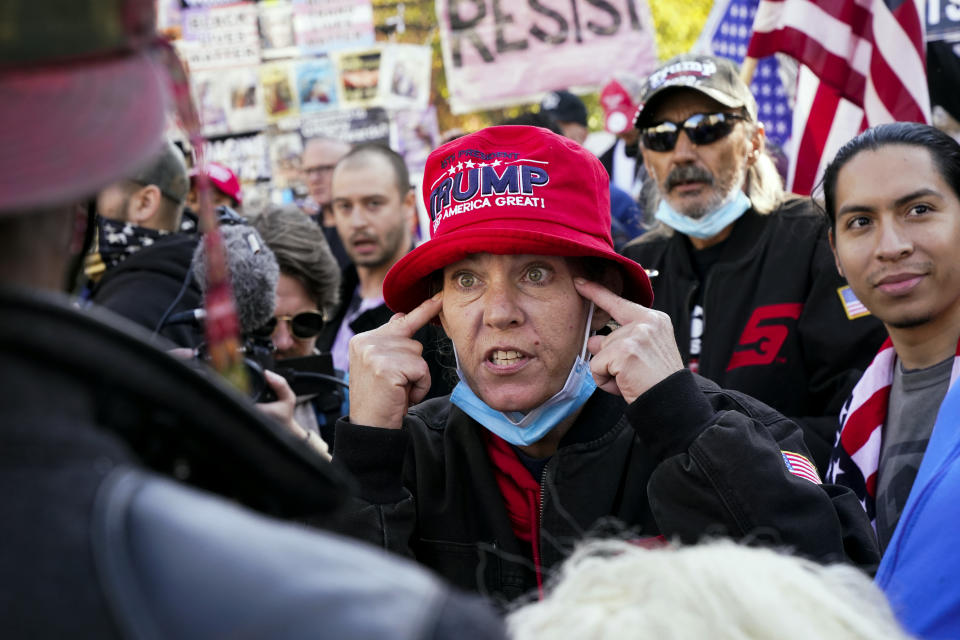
[436,0,658,112]
[258,0,300,59]
[337,48,383,107]
[260,62,299,122]
[379,44,433,110]
[181,1,261,70]
[293,0,376,54]
[296,57,340,114]
[300,107,390,145]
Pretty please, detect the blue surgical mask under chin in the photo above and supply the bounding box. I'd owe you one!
[654,188,752,239]
[450,303,598,447]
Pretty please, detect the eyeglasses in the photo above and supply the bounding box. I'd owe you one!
[257,311,326,340]
[640,112,746,152]
[303,164,336,177]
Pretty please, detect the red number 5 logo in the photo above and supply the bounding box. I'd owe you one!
[726,303,804,371]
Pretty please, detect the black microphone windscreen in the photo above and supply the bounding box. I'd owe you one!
[192,224,279,335]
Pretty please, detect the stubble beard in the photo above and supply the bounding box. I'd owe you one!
[661,162,746,220]
[352,223,406,269]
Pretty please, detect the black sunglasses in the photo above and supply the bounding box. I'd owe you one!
[640,112,746,152]
[256,311,326,340]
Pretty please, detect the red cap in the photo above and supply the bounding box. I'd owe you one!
[600,78,639,134]
[191,162,243,206]
[383,125,653,314]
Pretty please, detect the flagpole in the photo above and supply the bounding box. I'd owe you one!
[740,56,758,86]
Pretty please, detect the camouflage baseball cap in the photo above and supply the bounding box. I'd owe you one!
[634,54,758,128]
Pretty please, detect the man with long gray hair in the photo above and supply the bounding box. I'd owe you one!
[621,54,887,472]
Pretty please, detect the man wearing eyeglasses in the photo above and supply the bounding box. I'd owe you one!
[301,136,352,269]
[621,54,886,473]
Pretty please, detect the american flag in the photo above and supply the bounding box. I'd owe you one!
[747,0,930,195]
[837,285,870,320]
[699,0,793,148]
[782,451,822,484]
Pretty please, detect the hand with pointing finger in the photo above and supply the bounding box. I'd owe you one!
[574,278,684,405]
[348,292,444,429]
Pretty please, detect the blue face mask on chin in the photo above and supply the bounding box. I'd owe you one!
[654,188,752,240]
[450,303,598,447]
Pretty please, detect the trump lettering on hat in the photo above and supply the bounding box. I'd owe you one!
[382,126,652,314]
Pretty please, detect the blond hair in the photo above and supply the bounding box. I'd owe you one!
[508,539,912,640]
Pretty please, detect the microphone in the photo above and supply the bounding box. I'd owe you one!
[165,308,207,327]
[191,224,279,335]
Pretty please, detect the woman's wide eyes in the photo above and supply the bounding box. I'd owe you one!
[456,273,476,288]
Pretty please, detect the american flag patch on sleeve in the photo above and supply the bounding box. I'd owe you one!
[837,286,870,320]
[782,451,821,484]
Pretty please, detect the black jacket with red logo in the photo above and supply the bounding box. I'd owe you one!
[621,199,887,471]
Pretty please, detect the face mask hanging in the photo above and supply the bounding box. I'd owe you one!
[450,302,598,446]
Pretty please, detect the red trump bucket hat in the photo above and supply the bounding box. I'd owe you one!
[383,125,653,314]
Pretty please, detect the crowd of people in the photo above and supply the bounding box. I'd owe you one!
[3,1,959,638]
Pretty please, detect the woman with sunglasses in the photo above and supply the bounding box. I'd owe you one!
[621,54,887,474]
[251,205,342,446]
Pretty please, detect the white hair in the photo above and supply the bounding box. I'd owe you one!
[507,540,912,640]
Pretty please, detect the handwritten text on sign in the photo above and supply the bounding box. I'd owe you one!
[437,0,658,113]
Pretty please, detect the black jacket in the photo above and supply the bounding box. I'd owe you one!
[621,200,887,470]
[0,287,505,639]
[89,233,204,348]
[333,371,880,606]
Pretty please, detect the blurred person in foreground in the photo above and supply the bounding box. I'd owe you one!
[507,539,913,640]
[822,122,960,640]
[0,2,506,637]
[301,136,352,269]
[332,125,878,607]
[250,204,343,445]
[621,54,887,472]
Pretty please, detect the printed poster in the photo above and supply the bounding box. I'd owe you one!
[391,106,439,176]
[379,44,432,111]
[336,48,382,107]
[191,69,230,136]
[222,66,266,133]
[293,0,375,54]
[300,107,390,146]
[181,1,261,70]
[258,0,300,59]
[204,133,271,183]
[260,62,299,122]
[267,132,305,189]
[296,57,339,114]
[436,0,659,113]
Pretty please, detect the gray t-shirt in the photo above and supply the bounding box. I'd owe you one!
[875,356,953,551]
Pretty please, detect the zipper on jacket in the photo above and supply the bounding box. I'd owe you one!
[682,280,698,363]
[533,462,549,598]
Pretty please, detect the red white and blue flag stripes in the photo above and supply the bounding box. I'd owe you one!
[746,0,930,195]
